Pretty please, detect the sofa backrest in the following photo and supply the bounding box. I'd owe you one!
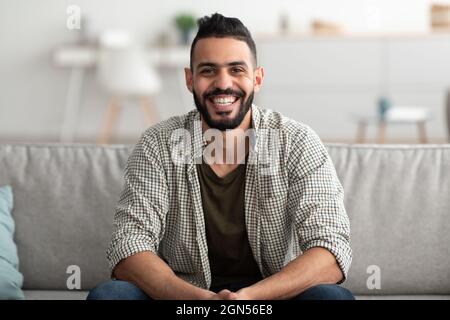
[0,143,449,295]
[0,144,132,291]
[327,144,450,295]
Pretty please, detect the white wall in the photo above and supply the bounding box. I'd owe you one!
[257,35,450,141]
[1,0,449,142]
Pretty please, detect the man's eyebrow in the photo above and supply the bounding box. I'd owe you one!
[196,61,249,69]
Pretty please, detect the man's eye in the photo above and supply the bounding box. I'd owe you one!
[200,69,214,75]
[231,68,243,74]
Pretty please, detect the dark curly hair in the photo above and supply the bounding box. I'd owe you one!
[190,13,257,70]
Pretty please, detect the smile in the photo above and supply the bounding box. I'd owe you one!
[210,95,238,106]
[208,95,240,112]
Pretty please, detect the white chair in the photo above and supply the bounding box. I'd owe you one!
[96,30,161,144]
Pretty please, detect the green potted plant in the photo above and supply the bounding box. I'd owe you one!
[174,13,197,45]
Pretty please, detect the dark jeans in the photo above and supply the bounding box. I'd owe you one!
[87,280,355,300]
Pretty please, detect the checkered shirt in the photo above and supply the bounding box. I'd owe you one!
[106,105,352,289]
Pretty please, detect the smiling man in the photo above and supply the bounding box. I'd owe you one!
[87,13,354,300]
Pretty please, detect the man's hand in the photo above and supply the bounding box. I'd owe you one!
[211,289,252,300]
[211,289,238,300]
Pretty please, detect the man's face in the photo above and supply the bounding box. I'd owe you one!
[185,37,264,131]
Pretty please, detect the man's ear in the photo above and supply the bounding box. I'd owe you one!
[253,67,264,93]
[185,68,193,93]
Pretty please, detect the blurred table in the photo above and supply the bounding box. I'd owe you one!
[353,107,430,143]
[53,45,190,142]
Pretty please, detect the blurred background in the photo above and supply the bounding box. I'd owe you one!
[1,0,450,144]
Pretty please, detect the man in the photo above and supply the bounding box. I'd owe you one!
[88,13,353,300]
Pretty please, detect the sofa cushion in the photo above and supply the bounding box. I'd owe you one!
[0,185,25,299]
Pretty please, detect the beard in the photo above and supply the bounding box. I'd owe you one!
[193,87,254,131]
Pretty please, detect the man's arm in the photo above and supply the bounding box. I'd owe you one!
[108,133,234,300]
[234,247,343,300]
[107,133,222,300]
[113,251,215,300]
[232,127,351,300]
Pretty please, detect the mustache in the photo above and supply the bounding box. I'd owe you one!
[203,88,245,100]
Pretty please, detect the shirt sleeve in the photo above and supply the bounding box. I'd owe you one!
[287,126,352,283]
[106,131,169,275]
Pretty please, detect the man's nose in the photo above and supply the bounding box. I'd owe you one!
[213,69,233,90]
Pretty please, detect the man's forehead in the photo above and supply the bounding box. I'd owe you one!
[193,37,253,67]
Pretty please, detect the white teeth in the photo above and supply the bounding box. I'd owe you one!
[212,96,237,105]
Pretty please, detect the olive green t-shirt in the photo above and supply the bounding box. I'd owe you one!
[197,159,262,288]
